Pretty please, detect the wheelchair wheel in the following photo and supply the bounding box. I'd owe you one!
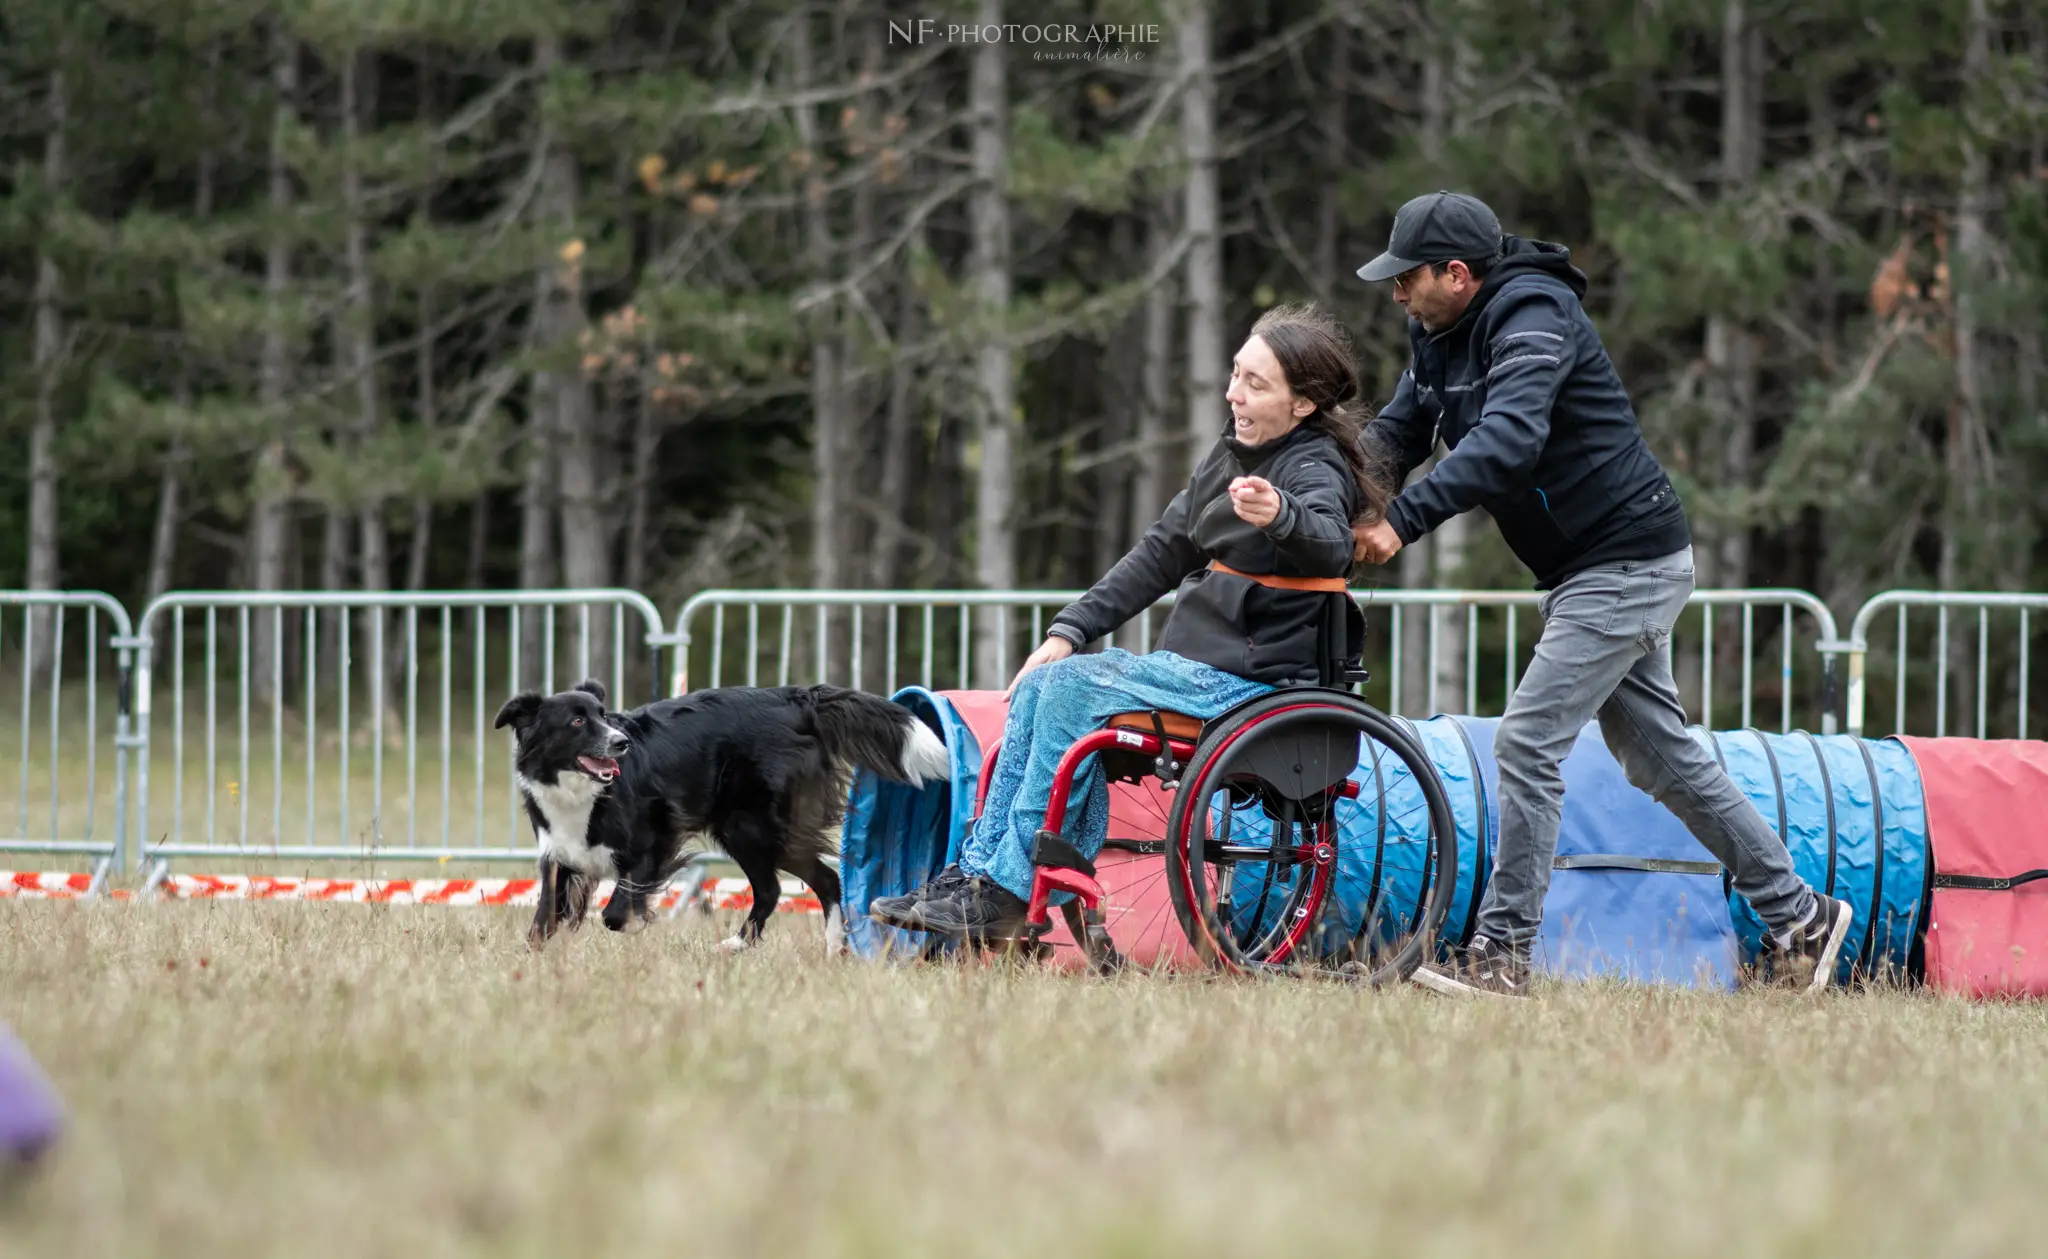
[1164,690,1459,983]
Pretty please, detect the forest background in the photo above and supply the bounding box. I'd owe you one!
[1,0,2042,700]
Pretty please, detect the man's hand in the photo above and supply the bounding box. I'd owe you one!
[1004,635,1075,699]
[1229,475,1281,529]
[1352,519,1404,564]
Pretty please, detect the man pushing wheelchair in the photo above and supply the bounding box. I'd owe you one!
[872,192,1852,998]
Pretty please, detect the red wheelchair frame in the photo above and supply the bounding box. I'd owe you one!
[967,699,1367,974]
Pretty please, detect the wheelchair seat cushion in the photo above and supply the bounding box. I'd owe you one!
[1107,710,1205,742]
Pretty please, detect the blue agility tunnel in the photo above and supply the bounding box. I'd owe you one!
[1693,728,1929,982]
[839,686,983,959]
[1236,715,1491,962]
[1457,717,1742,989]
[838,689,1933,987]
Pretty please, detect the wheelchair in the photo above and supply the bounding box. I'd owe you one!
[968,589,1461,985]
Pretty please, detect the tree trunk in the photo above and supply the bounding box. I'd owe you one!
[320,510,350,688]
[407,54,439,598]
[1130,196,1178,543]
[793,15,847,599]
[970,0,1017,688]
[466,492,490,589]
[150,53,219,609]
[1683,0,1764,716]
[1420,31,1474,716]
[25,62,67,678]
[344,54,386,595]
[145,443,187,606]
[406,280,435,594]
[845,30,889,678]
[521,35,584,685]
[1312,19,1350,312]
[250,26,297,704]
[931,412,966,590]
[1093,217,1141,581]
[340,52,398,726]
[623,385,658,594]
[1180,0,1223,477]
[1940,0,1994,713]
[790,15,852,685]
[545,226,604,586]
[869,227,923,593]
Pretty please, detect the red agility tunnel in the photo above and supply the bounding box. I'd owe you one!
[941,689,1202,970]
[1896,738,2048,999]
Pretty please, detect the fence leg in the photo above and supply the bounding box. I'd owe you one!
[665,852,718,919]
[1844,644,1867,738]
[1819,651,1840,737]
[129,635,154,878]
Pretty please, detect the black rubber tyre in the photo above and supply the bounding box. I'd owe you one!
[1163,690,1459,983]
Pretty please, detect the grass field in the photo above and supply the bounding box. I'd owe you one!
[4,903,2047,1258]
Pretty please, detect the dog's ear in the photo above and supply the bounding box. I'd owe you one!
[494,692,542,731]
[573,677,607,706]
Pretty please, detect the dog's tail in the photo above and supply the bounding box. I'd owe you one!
[805,687,951,786]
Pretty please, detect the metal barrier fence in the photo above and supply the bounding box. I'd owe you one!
[672,586,1848,733]
[129,590,667,882]
[1845,591,2048,738]
[0,591,139,889]
[6,583,2039,887]
[673,589,1113,696]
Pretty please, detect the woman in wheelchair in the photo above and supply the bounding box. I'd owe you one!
[870,304,1393,945]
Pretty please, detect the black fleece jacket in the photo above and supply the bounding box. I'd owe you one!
[1047,422,1358,686]
[1364,236,1690,588]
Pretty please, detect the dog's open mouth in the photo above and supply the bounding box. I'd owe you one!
[576,755,621,783]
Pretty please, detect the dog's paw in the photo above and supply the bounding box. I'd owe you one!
[612,915,648,937]
[717,934,753,955]
[823,906,848,959]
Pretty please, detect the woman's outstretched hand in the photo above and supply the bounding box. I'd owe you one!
[1228,476,1281,528]
[1004,635,1075,699]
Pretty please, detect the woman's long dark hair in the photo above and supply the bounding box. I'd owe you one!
[1248,303,1395,525]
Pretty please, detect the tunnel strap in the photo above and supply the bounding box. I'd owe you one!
[1932,870,2048,892]
[1553,854,1724,876]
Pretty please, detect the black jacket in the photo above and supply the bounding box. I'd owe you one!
[1048,422,1358,686]
[1364,236,1690,588]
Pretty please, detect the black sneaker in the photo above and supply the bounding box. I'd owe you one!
[867,865,971,930]
[904,875,1031,942]
[1759,893,1854,994]
[1411,935,1531,1000]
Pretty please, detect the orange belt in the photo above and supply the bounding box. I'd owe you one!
[1208,559,1349,593]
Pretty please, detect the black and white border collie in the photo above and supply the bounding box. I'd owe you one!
[495,679,949,956]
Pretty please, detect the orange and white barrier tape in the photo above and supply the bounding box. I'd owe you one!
[4,871,128,899]
[0,870,822,914]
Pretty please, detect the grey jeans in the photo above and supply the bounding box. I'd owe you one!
[1473,545,1817,952]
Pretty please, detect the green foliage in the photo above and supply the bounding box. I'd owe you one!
[0,0,2043,607]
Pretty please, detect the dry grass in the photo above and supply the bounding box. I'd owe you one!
[4,903,2047,1258]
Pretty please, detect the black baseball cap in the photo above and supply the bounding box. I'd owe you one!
[1355,191,1504,282]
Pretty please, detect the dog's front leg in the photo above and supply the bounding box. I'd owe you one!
[528,855,563,950]
[602,854,664,936]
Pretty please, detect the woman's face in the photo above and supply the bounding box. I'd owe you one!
[1225,334,1314,446]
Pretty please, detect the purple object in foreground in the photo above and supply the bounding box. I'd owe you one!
[0,1026,61,1163]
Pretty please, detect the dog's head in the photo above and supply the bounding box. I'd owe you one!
[494,678,630,789]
